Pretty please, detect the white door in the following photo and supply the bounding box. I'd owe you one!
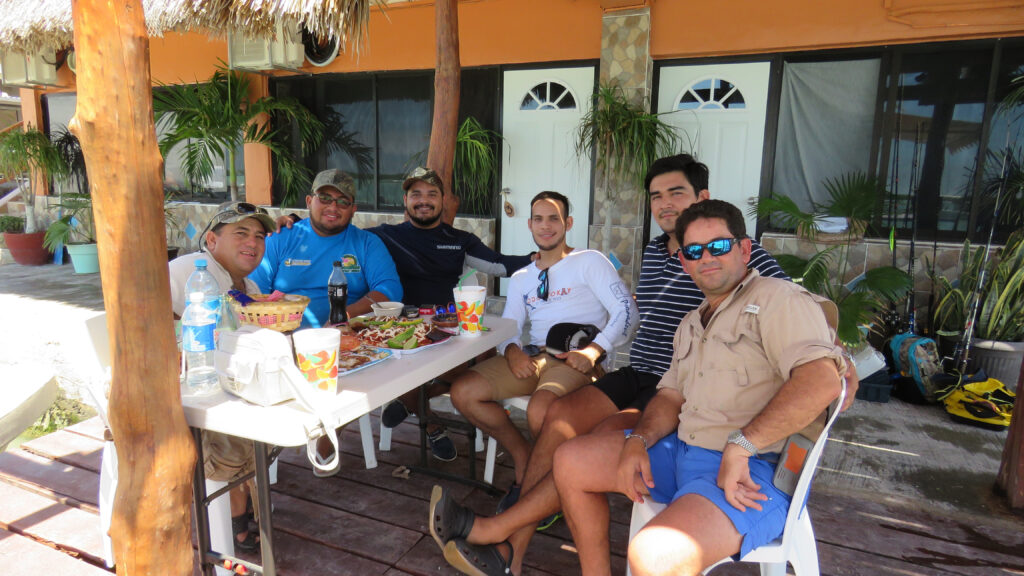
[656,62,770,237]
[500,67,594,292]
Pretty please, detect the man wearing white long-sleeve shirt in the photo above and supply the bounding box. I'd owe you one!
[451,190,639,489]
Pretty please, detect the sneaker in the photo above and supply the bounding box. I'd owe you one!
[428,428,458,462]
[382,400,410,428]
[535,511,562,532]
[495,483,521,515]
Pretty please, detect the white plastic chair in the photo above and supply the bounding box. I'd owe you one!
[84,313,233,571]
[626,379,847,576]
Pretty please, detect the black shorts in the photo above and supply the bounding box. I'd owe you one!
[592,366,661,411]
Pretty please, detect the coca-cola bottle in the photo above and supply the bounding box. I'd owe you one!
[328,261,349,325]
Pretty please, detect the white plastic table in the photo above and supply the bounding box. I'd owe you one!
[181,318,517,576]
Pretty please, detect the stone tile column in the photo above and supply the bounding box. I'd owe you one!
[590,5,653,291]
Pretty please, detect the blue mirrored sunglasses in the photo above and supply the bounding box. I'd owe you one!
[537,268,549,301]
[680,237,740,261]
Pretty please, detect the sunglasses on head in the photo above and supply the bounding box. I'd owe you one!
[315,192,354,207]
[679,237,741,261]
[537,268,549,301]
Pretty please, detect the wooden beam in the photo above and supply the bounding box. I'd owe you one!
[426,0,461,225]
[70,1,197,574]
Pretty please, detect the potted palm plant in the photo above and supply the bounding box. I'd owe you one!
[0,127,68,265]
[42,129,99,274]
[576,83,681,254]
[932,229,1024,388]
[1,214,50,265]
[153,65,323,203]
[753,172,913,346]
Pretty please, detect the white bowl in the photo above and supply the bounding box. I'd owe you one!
[371,301,404,318]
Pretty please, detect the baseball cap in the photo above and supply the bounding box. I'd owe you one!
[207,201,276,234]
[402,166,445,194]
[311,169,357,201]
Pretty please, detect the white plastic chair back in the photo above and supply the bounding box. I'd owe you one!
[627,379,848,576]
[85,312,234,572]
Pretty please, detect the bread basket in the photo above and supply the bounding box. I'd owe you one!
[229,293,310,332]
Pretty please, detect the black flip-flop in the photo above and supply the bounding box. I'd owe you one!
[443,538,513,576]
[429,485,475,552]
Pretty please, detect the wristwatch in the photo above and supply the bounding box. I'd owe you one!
[727,430,758,456]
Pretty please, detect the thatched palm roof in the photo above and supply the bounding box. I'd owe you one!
[0,0,375,53]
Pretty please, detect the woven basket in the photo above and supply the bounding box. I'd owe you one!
[229,294,310,332]
[796,218,867,245]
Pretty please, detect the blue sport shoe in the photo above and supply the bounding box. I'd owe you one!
[495,483,521,515]
[428,428,458,462]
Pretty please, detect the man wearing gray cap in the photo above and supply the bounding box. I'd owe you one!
[251,169,403,328]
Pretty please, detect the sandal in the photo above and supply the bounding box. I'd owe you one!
[443,538,513,576]
[231,515,259,553]
[429,484,475,552]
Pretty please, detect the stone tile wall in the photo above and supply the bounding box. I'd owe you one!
[590,6,653,292]
[759,232,997,325]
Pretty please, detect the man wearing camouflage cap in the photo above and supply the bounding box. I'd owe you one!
[251,168,402,329]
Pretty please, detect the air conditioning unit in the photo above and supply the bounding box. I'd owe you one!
[228,21,304,72]
[0,49,60,88]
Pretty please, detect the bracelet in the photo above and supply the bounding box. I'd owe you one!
[625,433,648,450]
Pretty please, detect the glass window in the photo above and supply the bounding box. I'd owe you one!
[881,48,989,237]
[273,68,500,216]
[521,81,576,110]
[678,78,746,110]
[981,42,1024,237]
[378,74,432,209]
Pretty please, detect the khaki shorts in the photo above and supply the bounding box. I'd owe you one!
[468,352,595,401]
[203,431,255,482]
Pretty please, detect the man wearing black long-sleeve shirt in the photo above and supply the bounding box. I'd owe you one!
[374,167,533,460]
[282,167,534,460]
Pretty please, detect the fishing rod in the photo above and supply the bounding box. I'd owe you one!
[903,122,922,333]
[955,138,1011,374]
[889,84,903,270]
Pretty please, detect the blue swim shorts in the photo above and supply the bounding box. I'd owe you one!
[637,431,791,557]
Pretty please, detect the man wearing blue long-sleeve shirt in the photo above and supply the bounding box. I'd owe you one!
[250,169,403,329]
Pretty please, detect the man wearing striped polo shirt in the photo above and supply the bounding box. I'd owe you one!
[430,154,791,575]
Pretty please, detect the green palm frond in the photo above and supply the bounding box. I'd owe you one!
[154,64,323,202]
[857,265,913,303]
[576,83,681,197]
[821,172,881,222]
[835,291,877,346]
[453,116,504,216]
[750,193,817,233]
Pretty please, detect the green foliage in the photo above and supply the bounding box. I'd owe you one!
[453,117,504,216]
[43,192,96,249]
[51,127,89,195]
[0,214,25,233]
[153,65,324,203]
[29,392,96,436]
[755,171,912,346]
[0,128,69,233]
[932,229,1024,341]
[576,83,681,199]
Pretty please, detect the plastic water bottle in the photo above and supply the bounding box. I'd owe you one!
[328,261,349,325]
[182,292,219,396]
[184,258,221,321]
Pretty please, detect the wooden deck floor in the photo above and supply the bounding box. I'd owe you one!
[1,414,1022,576]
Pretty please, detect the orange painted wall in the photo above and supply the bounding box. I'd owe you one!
[650,0,1024,59]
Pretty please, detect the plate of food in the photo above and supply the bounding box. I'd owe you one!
[349,317,452,355]
[337,341,394,376]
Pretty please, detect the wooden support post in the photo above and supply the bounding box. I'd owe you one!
[996,361,1024,510]
[427,0,461,225]
[71,1,197,574]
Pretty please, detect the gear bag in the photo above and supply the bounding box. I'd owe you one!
[889,333,943,404]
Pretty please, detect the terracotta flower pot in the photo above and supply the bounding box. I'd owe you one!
[3,231,52,266]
